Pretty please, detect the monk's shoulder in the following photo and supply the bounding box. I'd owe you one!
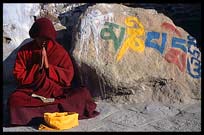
[18,40,35,52]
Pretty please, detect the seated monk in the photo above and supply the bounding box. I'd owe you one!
[8,17,99,126]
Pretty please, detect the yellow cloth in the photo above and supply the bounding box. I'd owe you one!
[38,112,79,131]
[38,124,56,131]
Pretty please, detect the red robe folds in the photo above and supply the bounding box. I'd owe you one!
[8,18,99,126]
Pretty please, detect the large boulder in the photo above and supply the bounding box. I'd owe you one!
[72,4,201,104]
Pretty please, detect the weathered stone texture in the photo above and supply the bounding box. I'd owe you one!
[71,4,201,104]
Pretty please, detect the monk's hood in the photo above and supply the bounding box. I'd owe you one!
[29,17,57,41]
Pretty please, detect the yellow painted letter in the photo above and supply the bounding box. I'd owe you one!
[116,16,145,62]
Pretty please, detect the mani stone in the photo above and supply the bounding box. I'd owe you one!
[71,3,201,104]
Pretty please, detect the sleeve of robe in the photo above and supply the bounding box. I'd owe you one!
[13,49,41,86]
[13,45,74,88]
[46,49,74,87]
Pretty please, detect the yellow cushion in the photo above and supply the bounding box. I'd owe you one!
[43,112,79,130]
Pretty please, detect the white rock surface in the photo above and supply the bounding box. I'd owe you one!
[3,3,40,60]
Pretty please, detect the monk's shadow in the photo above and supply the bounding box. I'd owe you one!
[57,3,105,98]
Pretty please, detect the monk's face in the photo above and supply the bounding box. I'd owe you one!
[35,37,48,48]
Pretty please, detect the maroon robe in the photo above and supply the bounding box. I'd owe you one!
[8,18,99,126]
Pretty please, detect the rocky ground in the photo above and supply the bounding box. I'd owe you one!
[3,84,201,132]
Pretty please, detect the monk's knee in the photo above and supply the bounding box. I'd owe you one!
[80,87,92,98]
[8,91,28,107]
[8,92,18,107]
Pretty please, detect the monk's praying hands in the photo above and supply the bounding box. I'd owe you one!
[40,41,49,70]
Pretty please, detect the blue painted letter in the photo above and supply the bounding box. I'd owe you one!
[145,31,167,54]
